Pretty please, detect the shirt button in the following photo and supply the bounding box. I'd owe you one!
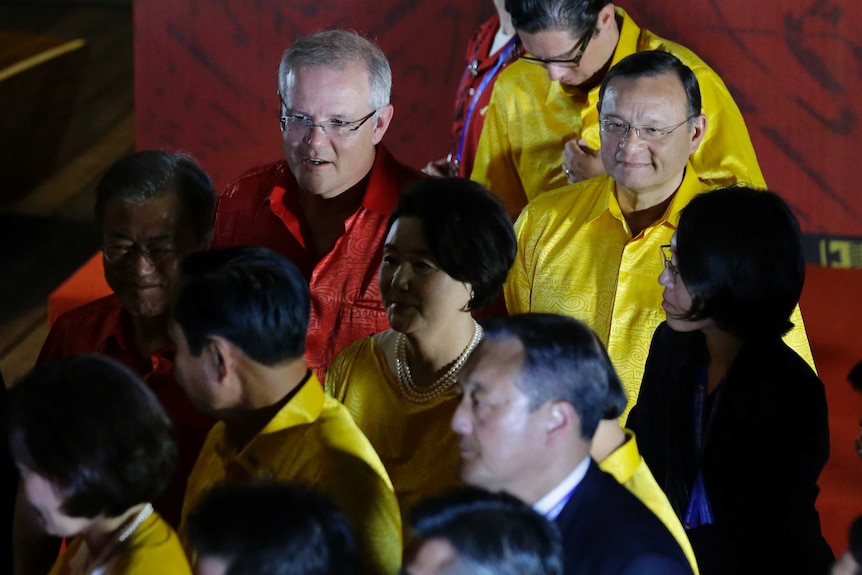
[468,88,475,96]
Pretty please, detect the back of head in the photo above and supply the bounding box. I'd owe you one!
[187,481,356,575]
[278,29,391,111]
[598,50,702,119]
[6,355,176,518]
[676,186,804,339]
[386,178,516,310]
[409,486,563,575]
[483,314,626,439]
[173,246,311,365]
[95,150,216,242]
[505,0,610,36]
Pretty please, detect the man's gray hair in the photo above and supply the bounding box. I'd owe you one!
[278,29,391,112]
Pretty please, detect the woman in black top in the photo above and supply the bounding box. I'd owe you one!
[628,186,833,574]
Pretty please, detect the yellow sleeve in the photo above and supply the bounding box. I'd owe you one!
[320,451,402,575]
[504,208,536,315]
[470,90,529,219]
[783,304,816,372]
[691,63,767,189]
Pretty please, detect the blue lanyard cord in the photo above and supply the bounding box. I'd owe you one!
[684,367,715,529]
[453,37,517,168]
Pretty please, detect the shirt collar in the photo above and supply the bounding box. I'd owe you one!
[534,455,591,519]
[596,429,640,485]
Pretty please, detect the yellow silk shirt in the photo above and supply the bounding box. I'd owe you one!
[505,166,814,419]
[181,373,402,575]
[50,512,191,575]
[326,335,462,523]
[600,432,699,574]
[470,7,766,219]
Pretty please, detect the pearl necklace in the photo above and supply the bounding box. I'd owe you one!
[395,320,483,403]
[117,503,153,543]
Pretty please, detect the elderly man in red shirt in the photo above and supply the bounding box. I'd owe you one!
[212,30,422,382]
[14,150,216,575]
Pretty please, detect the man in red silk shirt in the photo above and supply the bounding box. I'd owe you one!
[211,30,422,382]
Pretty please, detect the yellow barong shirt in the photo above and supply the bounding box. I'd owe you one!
[181,373,402,575]
[326,335,462,523]
[471,7,765,218]
[505,166,814,419]
[49,512,190,575]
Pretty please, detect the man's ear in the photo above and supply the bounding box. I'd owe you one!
[545,400,579,443]
[207,336,236,386]
[689,114,707,155]
[371,104,394,145]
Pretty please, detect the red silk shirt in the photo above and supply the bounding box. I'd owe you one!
[449,14,518,178]
[211,145,423,381]
[38,294,214,528]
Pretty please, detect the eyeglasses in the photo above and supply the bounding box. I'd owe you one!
[600,116,696,142]
[516,25,595,68]
[660,244,679,279]
[103,243,176,266]
[279,109,377,140]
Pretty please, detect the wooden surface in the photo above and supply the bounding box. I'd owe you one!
[0,4,133,386]
[0,31,88,196]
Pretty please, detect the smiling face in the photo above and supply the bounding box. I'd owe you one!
[599,73,705,198]
[451,337,554,504]
[379,216,472,336]
[102,192,201,318]
[280,62,393,199]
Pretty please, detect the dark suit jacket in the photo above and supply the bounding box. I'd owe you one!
[554,459,693,575]
[628,323,834,574]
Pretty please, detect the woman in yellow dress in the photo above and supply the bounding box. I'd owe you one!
[8,355,191,575]
[326,177,516,519]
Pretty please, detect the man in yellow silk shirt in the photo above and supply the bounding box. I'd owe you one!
[471,0,764,219]
[170,247,401,575]
[505,52,813,419]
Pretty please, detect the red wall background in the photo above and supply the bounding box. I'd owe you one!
[135,0,861,263]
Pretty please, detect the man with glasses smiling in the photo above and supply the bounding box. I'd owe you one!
[505,51,813,420]
[15,150,217,575]
[470,0,766,220]
[210,30,422,382]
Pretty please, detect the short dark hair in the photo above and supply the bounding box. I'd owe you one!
[6,355,176,518]
[409,486,563,575]
[676,186,804,339]
[598,51,702,120]
[95,150,216,242]
[187,482,356,575]
[385,178,516,310]
[481,314,626,439]
[849,515,862,567]
[173,247,311,364]
[505,0,610,36]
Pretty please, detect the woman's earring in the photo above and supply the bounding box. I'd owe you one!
[470,289,475,301]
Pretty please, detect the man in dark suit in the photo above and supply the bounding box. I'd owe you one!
[452,313,693,575]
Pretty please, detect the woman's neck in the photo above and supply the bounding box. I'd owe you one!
[82,502,149,558]
[703,327,744,393]
[403,314,478,387]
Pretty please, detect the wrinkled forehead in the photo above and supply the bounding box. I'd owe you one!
[280,61,370,105]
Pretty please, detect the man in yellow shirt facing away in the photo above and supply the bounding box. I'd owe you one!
[471,0,764,219]
[505,51,813,418]
[170,246,401,575]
